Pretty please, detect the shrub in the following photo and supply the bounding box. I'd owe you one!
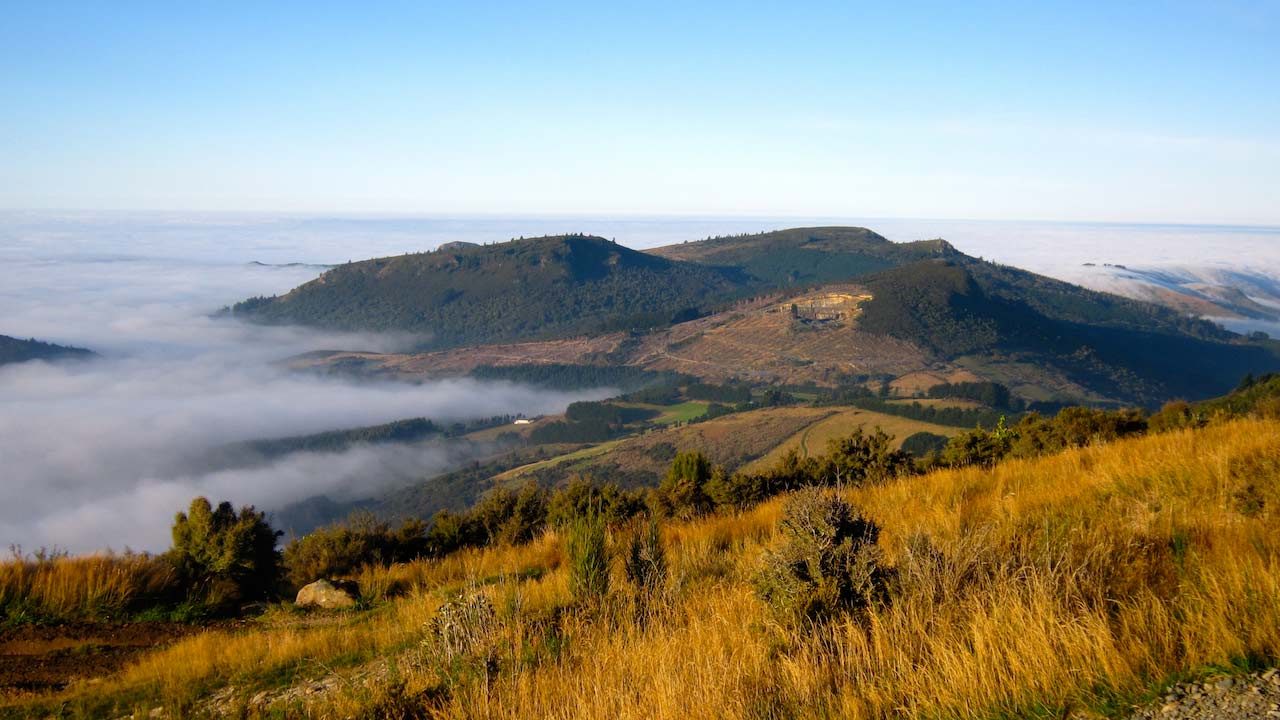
[816,428,914,486]
[704,465,771,511]
[1147,400,1206,433]
[754,489,888,622]
[283,513,428,589]
[421,592,501,687]
[900,431,950,457]
[624,519,667,602]
[565,511,609,605]
[167,497,282,609]
[546,476,646,528]
[652,451,714,518]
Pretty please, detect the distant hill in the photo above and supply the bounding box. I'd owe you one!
[233,226,1280,405]
[649,226,952,285]
[0,335,95,366]
[227,234,755,348]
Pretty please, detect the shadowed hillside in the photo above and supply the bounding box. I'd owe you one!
[227,234,755,348]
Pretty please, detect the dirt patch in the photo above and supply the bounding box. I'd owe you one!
[0,622,229,700]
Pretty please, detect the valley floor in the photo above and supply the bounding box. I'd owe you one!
[5,417,1280,719]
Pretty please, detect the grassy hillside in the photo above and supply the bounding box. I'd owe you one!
[228,234,754,348]
[12,416,1279,718]
[742,406,962,471]
[0,334,95,365]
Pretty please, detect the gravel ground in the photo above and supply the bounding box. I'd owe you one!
[1128,668,1280,719]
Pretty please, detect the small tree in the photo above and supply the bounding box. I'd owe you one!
[653,451,714,518]
[754,489,887,622]
[624,518,667,600]
[818,428,913,487]
[168,497,282,608]
[565,510,609,605]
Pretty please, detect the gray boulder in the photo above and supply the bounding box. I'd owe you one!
[295,579,359,610]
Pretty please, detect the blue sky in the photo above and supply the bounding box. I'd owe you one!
[2,1,1277,223]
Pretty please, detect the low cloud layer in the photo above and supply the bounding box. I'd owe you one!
[0,214,611,553]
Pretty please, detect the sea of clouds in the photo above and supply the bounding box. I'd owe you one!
[2,212,1278,553]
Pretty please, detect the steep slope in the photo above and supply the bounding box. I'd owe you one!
[228,234,755,348]
[0,335,95,366]
[856,259,1280,403]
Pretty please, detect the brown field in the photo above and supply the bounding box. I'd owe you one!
[742,406,962,472]
[888,367,982,395]
[500,406,836,484]
[886,397,986,409]
[10,417,1279,719]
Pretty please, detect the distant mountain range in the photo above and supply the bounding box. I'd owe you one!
[229,227,1280,406]
[0,335,95,366]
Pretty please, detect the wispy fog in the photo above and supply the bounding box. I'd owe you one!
[0,213,616,553]
[2,212,1278,552]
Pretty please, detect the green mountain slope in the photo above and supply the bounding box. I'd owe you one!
[856,259,1279,403]
[228,234,755,348]
[0,335,96,366]
[649,226,951,285]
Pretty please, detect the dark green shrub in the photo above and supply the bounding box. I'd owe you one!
[704,466,770,511]
[817,428,914,486]
[652,451,714,519]
[547,476,646,528]
[900,431,950,457]
[495,482,549,545]
[754,489,888,622]
[167,497,282,609]
[283,513,428,588]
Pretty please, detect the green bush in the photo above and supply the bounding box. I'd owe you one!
[816,428,914,486]
[652,451,714,519]
[283,512,428,589]
[754,489,888,622]
[546,476,646,528]
[167,497,282,609]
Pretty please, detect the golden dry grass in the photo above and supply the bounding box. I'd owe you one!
[0,552,178,622]
[744,406,962,471]
[13,417,1280,719]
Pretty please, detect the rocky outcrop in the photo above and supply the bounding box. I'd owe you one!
[294,579,359,610]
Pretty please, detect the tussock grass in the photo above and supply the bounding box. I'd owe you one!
[13,417,1280,719]
[0,551,179,623]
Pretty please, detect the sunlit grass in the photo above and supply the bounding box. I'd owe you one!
[10,417,1280,719]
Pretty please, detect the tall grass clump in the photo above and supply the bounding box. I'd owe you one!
[0,549,180,622]
[566,511,609,605]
